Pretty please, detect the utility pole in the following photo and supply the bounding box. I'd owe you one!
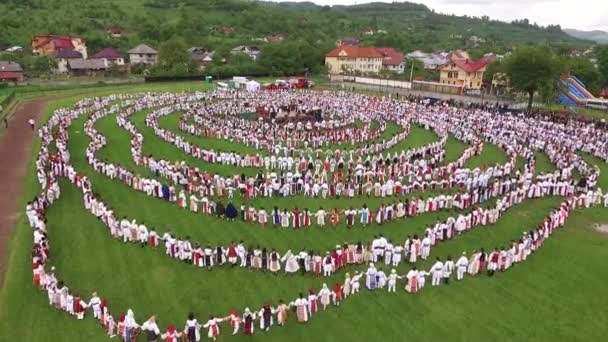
[409,62,414,83]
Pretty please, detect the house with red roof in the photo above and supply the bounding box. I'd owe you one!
[31,35,88,59]
[0,61,24,83]
[107,27,123,38]
[92,48,125,67]
[325,45,384,75]
[376,47,407,74]
[439,53,489,90]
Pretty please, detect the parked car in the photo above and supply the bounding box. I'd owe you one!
[464,88,481,96]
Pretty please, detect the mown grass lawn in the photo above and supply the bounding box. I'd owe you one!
[0,83,607,342]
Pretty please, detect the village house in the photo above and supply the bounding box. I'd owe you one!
[5,46,23,53]
[266,34,285,43]
[335,38,360,47]
[31,35,88,59]
[376,47,407,74]
[53,49,83,73]
[222,26,235,34]
[469,35,486,44]
[325,45,383,75]
[92,48,125,68]
[188,47,215,68]
[362,29,375,36]
[406,50,448,70]
[231,46,261,61]
[0,61,24,83]
[439,56,489,90]
[67,58,107,76]
[128,44,158,65]
[483,53,505,62]
[107,27,123,38]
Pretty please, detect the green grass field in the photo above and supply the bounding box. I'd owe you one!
[1,83,607,342]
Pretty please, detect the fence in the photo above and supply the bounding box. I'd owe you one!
[330,75,412,89]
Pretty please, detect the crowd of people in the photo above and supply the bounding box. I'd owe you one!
[25,89,608,341]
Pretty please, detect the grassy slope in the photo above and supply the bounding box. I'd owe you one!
[0,85,607,342]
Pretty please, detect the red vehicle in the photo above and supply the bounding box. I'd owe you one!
[263,80,290,91]
[288,77,313,89]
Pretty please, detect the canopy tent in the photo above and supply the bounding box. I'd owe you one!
[246,80,261,92]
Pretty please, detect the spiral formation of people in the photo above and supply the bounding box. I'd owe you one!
[26,87,608,342]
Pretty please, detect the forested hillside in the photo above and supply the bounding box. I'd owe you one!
[564,29,608,44]
[0,0,591,55]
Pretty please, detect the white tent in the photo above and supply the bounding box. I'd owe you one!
[246,80,261,92]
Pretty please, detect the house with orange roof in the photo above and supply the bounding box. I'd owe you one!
[376,47,407,74]
[325,45,384,75]
[31,34,88,59]
[439,55,489,90]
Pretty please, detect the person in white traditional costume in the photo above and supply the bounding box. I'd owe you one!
[417,270,428,289]
[318,283,332,310]
[184,313,202,342]
[88,292,102,320]
[376,268,387,289]
[202,316,223,341]
[455,252,469,280]
[387,269,402,293]
[365,263,377,290]
[430,258,444,286]
[124,309,140,341]
[294,293,309,323]
[350,272,363,294]
[282,250,300,273]
[141,316,161,342]
[443,256,455,284]
[405,267,419,293]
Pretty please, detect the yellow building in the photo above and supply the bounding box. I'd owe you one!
[325,46,384,75]
[439,58,488,90]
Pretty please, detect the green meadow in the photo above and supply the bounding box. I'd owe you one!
[0,83,607,342]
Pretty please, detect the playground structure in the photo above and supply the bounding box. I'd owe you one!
[559,75,597,106]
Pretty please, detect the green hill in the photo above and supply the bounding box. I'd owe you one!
[0,0,592,55]
[564,29,608,44]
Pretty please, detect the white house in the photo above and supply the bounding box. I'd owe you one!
[230,46,260,61]
[128,44,158,65]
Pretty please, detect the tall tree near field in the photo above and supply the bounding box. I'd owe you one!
[596,45,608,88]
[503,46,563,112]
[158,37,190,71]
[566,57,602,95]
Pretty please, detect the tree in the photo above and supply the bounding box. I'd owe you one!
[157,37,190,72]
[565,57,602,95]
[503,46,563,111]
[596,45,608,88]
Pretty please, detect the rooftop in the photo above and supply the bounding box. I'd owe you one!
[0,61,23,72]
[375,47,405,66]
[53,49,82,59]
[93,48,122,59]
[326,45,383,58]
[448,58,489,72]
[68,58,107,70]
[128,44,157,55]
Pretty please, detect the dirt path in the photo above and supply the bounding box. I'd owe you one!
[0,98,48,286]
